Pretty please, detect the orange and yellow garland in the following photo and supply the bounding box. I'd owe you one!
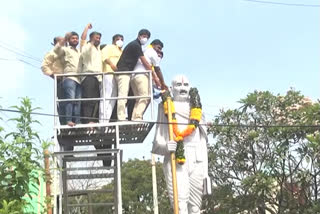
[162,88,202,165]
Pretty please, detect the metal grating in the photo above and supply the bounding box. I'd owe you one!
[57,122,154,147]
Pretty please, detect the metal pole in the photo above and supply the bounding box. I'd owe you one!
[88,194,93,214]
[44,150,52,214]
[54,75,57,127]
[101,73,106,123]
[151,154,159,214]
[58,155,63,214]
[166,97,179,214]
[115,125,122,214]
[53,75,60,214]
[62,160,68,214]
[53,155,57,214]
[59,176,62,214]
[149,70,154,120]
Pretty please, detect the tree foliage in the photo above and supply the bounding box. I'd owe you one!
[0,98,45,213]
[206,90,320,213]
[89,158,171,214]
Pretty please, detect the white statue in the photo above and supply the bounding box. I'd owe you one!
[152,75,211,214]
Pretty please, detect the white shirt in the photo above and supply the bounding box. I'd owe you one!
[133,46,160,77]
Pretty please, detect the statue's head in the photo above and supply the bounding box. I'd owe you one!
[171,75,190,102]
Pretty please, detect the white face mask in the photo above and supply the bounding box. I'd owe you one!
[115,40,123,48]
[171,75,190,102]
[140,37,148,45]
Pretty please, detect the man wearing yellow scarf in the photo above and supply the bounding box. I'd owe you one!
[130,39,165,121]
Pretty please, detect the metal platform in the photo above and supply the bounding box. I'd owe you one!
[57,122,154,147]
[53,122,155,214]
[52,72,156,214]
[54,149,120,214]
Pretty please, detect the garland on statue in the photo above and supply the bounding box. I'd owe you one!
[162,88,202,165]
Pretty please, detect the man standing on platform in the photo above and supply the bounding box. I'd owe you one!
[54,32,81,127]
[100,34,124,122]
[152,75,211,214]
[116,29,161,121]
[41,36,65,124]
[79,23,102,124]
[130,39,165,121]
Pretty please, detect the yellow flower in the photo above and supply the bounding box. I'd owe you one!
[177,158,186,165]
[175,136,183,142]
[190,108,202,121]
[162,88,202,166]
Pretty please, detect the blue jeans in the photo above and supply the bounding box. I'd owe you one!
[63,78,81,124]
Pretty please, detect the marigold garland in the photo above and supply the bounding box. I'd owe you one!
[162,88,202,165]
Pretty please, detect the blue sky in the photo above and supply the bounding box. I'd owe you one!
[0,0,319,159]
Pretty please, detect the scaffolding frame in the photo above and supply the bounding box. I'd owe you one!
[52,71,155,214]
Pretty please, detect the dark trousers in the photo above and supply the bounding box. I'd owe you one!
[126,87,135,121]
[110,102,118,122]
[81,76,100,124]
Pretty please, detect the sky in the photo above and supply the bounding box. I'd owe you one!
[0,0,319,160]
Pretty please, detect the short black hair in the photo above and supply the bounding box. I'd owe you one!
[112,34,124,42]
[89,31,102,39]
[151,39,164,48]
[138,29,151,38]
[69,31,79,37]
[53,37,59,45]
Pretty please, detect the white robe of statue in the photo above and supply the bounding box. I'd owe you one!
[152,75,209,214]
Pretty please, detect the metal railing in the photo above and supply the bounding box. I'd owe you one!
[53,70,154,129]
[52,71,155,214]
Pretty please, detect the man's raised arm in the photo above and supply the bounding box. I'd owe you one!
[80,23,92,50]
[53,37,66,56]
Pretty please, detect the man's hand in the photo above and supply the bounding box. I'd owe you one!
[56,37,65,46]
[161,83,168,90]
[64,32,71,46]
[110,64,118,71]
[167,140,177,152]
[81,23,93,44]
[87,23,92,29]
[105,59,118,71]
[65,32,71,40]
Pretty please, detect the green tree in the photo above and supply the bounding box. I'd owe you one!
[91,158,171,214]
[205,90,320,214]
[0,98,45,213]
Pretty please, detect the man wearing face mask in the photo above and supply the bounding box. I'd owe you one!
[116,29,161,121]
[99,34,124,123]
[130,39,165,121]
[152,75,210,214]
[78,23,103,124]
